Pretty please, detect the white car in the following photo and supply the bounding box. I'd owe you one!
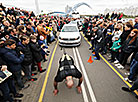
[58,24,81,46]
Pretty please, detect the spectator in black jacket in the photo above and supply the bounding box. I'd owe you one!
[17,35,37,81]
[122,61,138,99]
[0,40,14,102]
[30,35,46,73]
[9,28,19,43]
[0,39,24,102]
[107,21,114,33]
[26,22,34,36]
[124,52,138,82]
[113,12,118,20]
[119,29,138,68]
[105,13,109,19]
[93,25,105,60]
[82,19,88,37]
[0,39,25,88]
[130,17,138,63]
[89,28,95,50]
[120,22,133,45]
[111,12,115,20]
[134,16,138,29]
[0,39,30,89]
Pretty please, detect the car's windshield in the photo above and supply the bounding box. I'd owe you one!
[62,26,78,32]
[70,21,77,24]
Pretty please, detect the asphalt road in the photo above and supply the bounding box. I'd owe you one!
[39,35,138,102]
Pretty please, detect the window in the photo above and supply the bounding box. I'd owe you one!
[62,26,78,32]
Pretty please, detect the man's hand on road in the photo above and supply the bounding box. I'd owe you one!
[53,89,59,96]
[76,86,82,94]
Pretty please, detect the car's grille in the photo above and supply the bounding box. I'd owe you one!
[60,42,79,45]
[63,38,76,40]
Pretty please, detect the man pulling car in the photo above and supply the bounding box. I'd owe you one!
[53,53,83,95]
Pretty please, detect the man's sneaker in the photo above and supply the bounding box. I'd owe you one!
[124,78,133,83]
[115,63,121,66]
[107,54,111,58]
[92,54,96,56]
[135,95,138,99]
[29,78,37,81]
[117,65,124,69]
[125,72,130,76]
[108,59,112,61]
[128,79,133,83]
[101,52,106,55]
[92,52,95,55]
[22,84,30,90]
[14,99,22,102]
[43,59,48,62]
[89,47,92,50]
[32,73,37,76]
[126,63,131,66]
[114,60,119,64]
[124,77,129,81]
[94,57,100,60]
[122,87,132,92]
[46,53,49,56]
[19,84,30,90]
[40,69,46,73]
[109,60,115,63]
[21,71,25,76]
[14,93,24,98]
[47,50,50,53]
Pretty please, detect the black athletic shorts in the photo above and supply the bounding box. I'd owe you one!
[54,66,82,82]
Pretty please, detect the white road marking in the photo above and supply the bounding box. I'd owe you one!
[75,47,97,102]
[73,48,89,102]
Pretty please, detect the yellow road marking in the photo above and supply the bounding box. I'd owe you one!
[81,32,138,95]
[38,41,59,102]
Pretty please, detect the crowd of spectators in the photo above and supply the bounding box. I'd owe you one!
[0,3,74,102]
[0,2,138,101]
[81,12,138,97]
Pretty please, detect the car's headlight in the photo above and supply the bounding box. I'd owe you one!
[59,36,61,39]
[75,36,80,40]
[59,36,63,40]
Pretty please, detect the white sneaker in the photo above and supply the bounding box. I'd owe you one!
[21,70,25,76]
[125,72,130,76]
[128,79,133,83]
[115,63,121,66]
[124,77,132,83]
[114,60,119,64]
[124,77,128,81]
[117,65,124,69]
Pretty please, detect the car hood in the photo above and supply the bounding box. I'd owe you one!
[59,32,80,38]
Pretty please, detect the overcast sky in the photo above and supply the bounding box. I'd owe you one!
[0,0,138,15]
